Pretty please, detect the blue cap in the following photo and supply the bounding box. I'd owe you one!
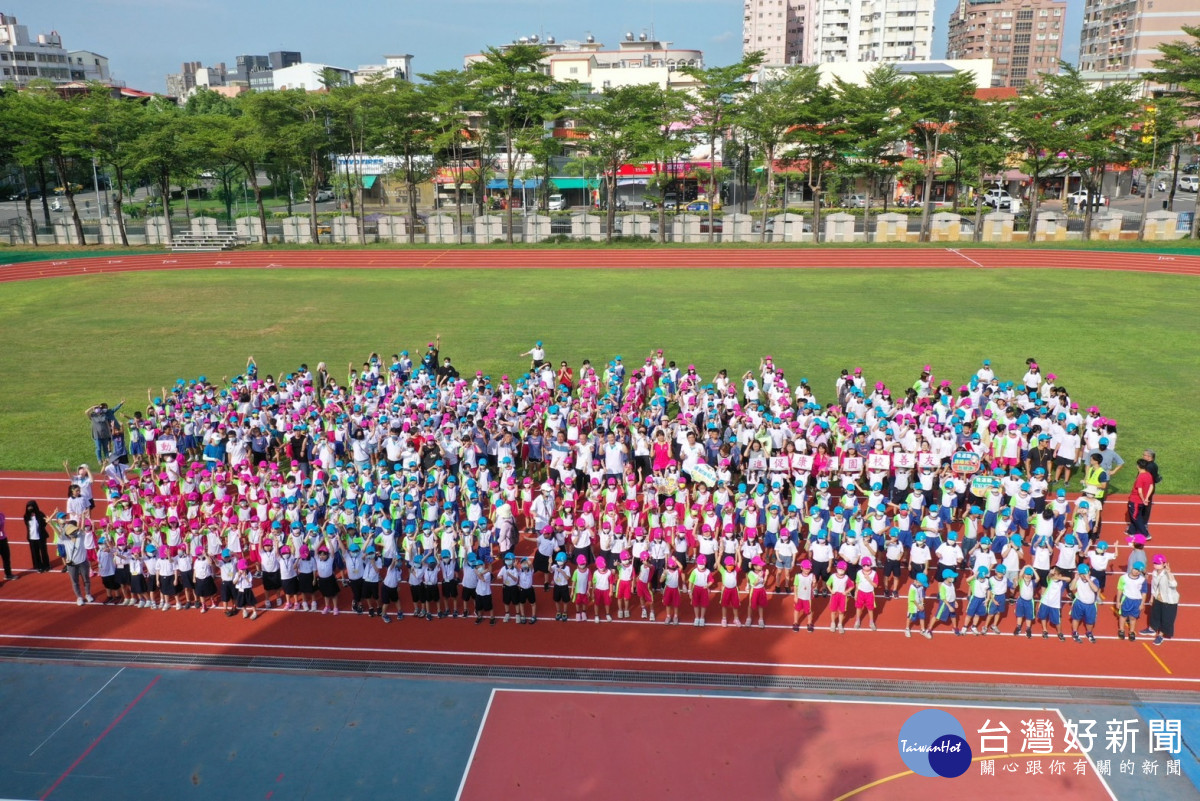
[1078,564,1090,574]
[995,565,1007,575]
[441,549,452,558]
[221,548,231,558]
[917,574,929,587]
[555,552,567,563]
[977,566,989,578]
[1065,534,1076,546]
[941,569,956,580]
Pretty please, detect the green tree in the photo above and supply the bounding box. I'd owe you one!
[738,66,821,240]
[364,78,435,244]
[903,71,978,241]
[835,66,908,238]
[1008,84,1070,242]
[789,84,851,235]
[74,86,146,244]
[681,53,765,241]
[423,69,476,242]
[468,44,557,243]
[1148,25,1200,237]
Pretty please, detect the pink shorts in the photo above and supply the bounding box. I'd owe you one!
[855,591,875,610]
[691,587,710,607]
[572,591,589,605]
[1003,457,1019,468]
[617,580,633,601]
[750,586,769,610]
[794,598,811,614]
[829,592,848,613]
[720,586,740,608]
[662,587,681,607]
[685,531,697,550]
[593,588,611,606]
[636,580,652,602]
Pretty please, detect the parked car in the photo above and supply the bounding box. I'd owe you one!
[1178,175,1199,192]
[1066,190,1109,209]
[843,194,867,208]
[662,194,679,211]
[981,188,1013,208]
[686,200,714,213]
[547,193,567,211]
[314,188,335,202]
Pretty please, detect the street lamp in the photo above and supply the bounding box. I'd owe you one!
[1138,105,1158,241]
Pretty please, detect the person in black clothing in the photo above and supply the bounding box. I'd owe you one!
[23,501,51,573]
[438,357,460,385]
[1026,432,1053,477]
[1143,449,1161,522]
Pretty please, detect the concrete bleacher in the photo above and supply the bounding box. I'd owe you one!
[168,229,242,252]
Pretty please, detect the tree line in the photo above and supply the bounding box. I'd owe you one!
[1,29,1198,246]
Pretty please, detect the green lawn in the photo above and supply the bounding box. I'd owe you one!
[2,267,1198,494]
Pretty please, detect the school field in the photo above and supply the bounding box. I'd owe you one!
[1,248,1199,491]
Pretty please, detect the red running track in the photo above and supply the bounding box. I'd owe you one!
[2,470,1197,692]
[2,247,1200,283]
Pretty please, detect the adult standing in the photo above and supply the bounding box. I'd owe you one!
[84,400,123,466]
[0,511,11,582]
[1141,449,1161,524]
[1126,459,1154,541]
[24,501,51,573]
[1148,556,1179,646]
[55,514,93,605]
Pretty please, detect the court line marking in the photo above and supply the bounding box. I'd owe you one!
[454,688,496,801]
[0,632,1195,686]
[1143,642,1173,675]
[1051,708,1119,801]
[29,667,125,757]
[37,674,159,800]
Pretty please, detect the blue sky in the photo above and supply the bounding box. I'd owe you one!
[8,0,1082,92]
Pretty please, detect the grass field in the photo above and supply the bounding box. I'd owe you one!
[2,267,1198,493]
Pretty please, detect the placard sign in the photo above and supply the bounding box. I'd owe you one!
[867,454,891,471]
[951,451,982,476]
[970,475,1002,497]
[916,453,938,469]
[748,456,768,473]
[795,455,814,471]
[893,453,916,470]
[769,456,790,472]
[841,456,863,472]
[156,438,177,455]
[690,462,717,487]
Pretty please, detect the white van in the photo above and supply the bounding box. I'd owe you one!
[548,194,567,211]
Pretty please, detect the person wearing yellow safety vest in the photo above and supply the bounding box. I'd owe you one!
[1080,454,1110,529]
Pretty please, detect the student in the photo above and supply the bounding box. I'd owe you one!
[827,561,851,634]
[851,556,879,631]
[746,557,769,628]
[234,558,259,620]
[421,554,441,619]
[965,566,990,635]
[570,555,591,622]
[315,545,340,615]
[635,550,655,621]
[498,552,520,623]
[176,544,197,609]
[792,559,816,633]
[439,549,461,618]
[193,546,218,613]
[660,556,683,625]
[361,546,382,617]
[259,538,283,609]
[591,556,614,623]
[96,536,120,604]
[905,573,931,639]
[379,556,402,622]
[1013,566,1037,638]
[1115,565,1147,641]
[517,556,537,624]
[688,554,713,627]
[1036,567,1067,640]
[615,550,636,620]
[774,530,798,595]
[550,552,571,621]
[928,568,960,636]
[1084,540,1116,597]
[473,556,495,625]
[217,547,238,616]
[1069,564,1100,643]
[717,556,742,627]
[461,553,480,615]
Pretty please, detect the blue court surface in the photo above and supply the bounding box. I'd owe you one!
[3,660,1200,801]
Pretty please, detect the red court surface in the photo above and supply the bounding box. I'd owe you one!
[457,690,1114,801]
[2,247,1200,283]
[2,471,1198,695]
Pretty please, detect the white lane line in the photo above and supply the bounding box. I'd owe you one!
[28,667,125,756]
[454,688,496,801]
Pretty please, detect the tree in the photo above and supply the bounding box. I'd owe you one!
[185,89,244,223]
[423,69,476,243]
[0,85,54,243]
[835,66,909,239]
[1148,25,1200,238]
[469,44,557,243]
[364,78,435,244]
[789,84,851,237]
[738,66,821,240]
[954,101,1010,240]
[130,97,201,241]
[903,71,978,241]
[681,53,765,241]
[628,86,690,243]
[250,89,334,242]
[1008,85,1070,242]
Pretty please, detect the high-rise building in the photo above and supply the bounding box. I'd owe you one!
[68,50,110,83]
[0,12,72,86]
[1079,0,1200,73]
[947,0,1066,88]
[234,54,270,82]
[742,0,807,64]
[806,0,935,64]
[164,61,227,98]
[269,51,302,70]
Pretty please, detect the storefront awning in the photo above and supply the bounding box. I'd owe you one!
[486,178,542,190]
[362,175,378,189]
[550,177,598,190]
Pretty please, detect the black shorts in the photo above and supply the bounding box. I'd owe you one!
[131,574,147,594]
[101,574,120,591]
[502,585,519,605]
[533,552,551,574]
[160,576,176,597]
[196,576,217,598]
[475,593,494,612]
[117,566,132,586]
[380,584,399,604]
[553,585,570,603]
[442,580,459,599]
[424,583,441,602]
[262,570,282,591]
[362,581,379,601]
[298,572,315,595]
[236,587,256,607]
[220,582,236,602]
[884,559,903,578]
[318,575,340,598]
[146,575,159,593]
[410,584,424,603]
[463,586,476,602]
[910,563,927,580]
[177,570,195,591]
[282,577,300,596]
[522,587,537,604]
[1052,456,1074,469]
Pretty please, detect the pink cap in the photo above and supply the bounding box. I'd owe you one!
[639,551,650,561]
[800,559,812,570]
[595,557,607,569]
[1153,555,1166,564]
[576,555,587,565]
[237,558,249,570]
[751,556,765,567]
[1128,534,1146,545]
[861,557,873,567]
[723,556,736,567]
[836,561,847,570]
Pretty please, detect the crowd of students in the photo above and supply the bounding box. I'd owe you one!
[43,344,1178,644]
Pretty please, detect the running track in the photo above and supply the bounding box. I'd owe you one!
[2,247,1198,696]
[2,470,1197,694]
[1,247,1200,282]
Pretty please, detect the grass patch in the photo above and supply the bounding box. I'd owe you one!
[1,267,1198,495]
